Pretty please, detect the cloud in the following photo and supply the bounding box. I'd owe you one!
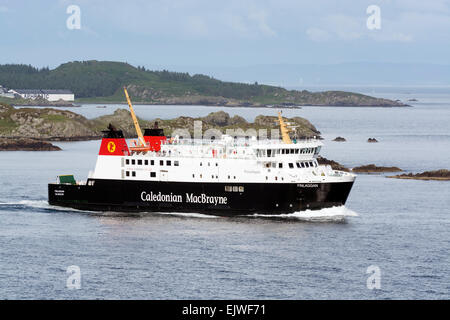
[305,11,420,43]
[306,14,363,42]
[248,10,276,37]
[370,32,413,42]
[184,16,209,36]
[306,28,330,42]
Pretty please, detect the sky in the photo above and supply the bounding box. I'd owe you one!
[0,0,449,85]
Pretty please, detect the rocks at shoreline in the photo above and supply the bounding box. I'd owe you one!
[388,170,450,181]
[0,137,61,151]
[0,103,321,141]
[367,138,378,143]
[352,164,402,173]
[316,156,350,172]
[333,136,346,142]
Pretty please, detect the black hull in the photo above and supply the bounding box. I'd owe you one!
[48,179,354,216]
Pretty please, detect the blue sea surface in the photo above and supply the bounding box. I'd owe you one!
[1,93,449,299]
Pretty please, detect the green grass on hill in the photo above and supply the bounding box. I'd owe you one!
[0,60,405,107]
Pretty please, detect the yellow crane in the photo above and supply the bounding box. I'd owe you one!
[123,87,147,148]
[277,111,293,144]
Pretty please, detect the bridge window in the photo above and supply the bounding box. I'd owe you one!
[301,162,305,168]
[295,149,299,154]
[132,159,136,165]
[144,160,148,165]
[138,160,142,165]
[289,163,294,168]
[126,171,130,177]
[150,172,156,178]
[160,160,164,166]
[278,163,283,168]
[132,171,136,177]
[126,159,130,165]
[151,160,154,165]
[167,160,171,166]
[174,161,179,166]
[296,162,301,168]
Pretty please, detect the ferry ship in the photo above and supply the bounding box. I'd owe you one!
[48,89,356,216]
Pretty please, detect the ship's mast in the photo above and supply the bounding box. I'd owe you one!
[277,111,293,144]
[123,87,146,146]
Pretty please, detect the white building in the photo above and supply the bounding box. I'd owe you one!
[0,85,15,98]
[11,89,75,101]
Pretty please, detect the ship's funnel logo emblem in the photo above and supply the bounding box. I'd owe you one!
[107,141,116,153]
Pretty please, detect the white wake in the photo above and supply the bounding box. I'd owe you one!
[0,201,358,221]
[248,206,359,221]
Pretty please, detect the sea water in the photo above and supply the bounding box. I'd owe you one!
[2,91,449,299]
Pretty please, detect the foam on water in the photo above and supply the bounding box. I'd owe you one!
[0,200,219,218]
[151,211,219,219]
[248,206,359,222]
[0,200,358,221]
[0,200,93,213]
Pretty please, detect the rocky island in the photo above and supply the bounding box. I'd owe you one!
[388,170,450,181]
[0,102,320,145]
[0,138,60,151]
[316,156,350,172]
[352,164,402,173]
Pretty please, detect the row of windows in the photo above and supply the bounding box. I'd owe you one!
[225,186,244,192]
[125,171,136,177]
[292,161,317,169]
[200,162,218,167]
[125,171,157,178]
[256,147,319,157]
[125,159,179,167]
[264,161,317,169]
[191,174,237,180]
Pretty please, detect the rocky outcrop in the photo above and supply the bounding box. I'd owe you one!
[352,164,402,173]
[0,137,60,151]
[316,156,350,172]
[0,104,321,141]
[0,103,98,140]
[388,170,450,181]
[367,138,378,143]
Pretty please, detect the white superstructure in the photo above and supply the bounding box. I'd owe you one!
[91,135,355,185]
